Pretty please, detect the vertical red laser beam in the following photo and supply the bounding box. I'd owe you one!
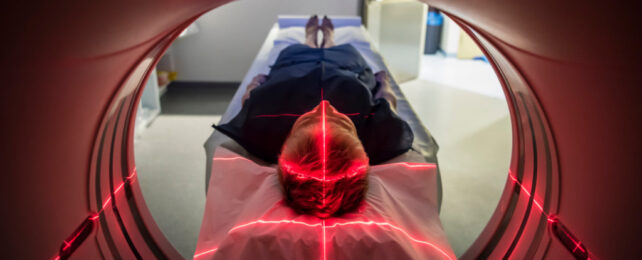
[321,99,327,208]
[320,88,328,260]
[322,219,327,260]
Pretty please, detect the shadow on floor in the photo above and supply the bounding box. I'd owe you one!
[161,81,238,115]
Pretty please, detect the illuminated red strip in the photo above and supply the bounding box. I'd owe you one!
[386,162,437,170]
[101,168,138,214]
[558,221,585,253]
[280,162,368,182]
[53,169,139,259]
[96,170,137,216]
[228,219,322,233]
[100,196,112,211]
[114,182,126,195]
[321,100,327,207]
[213,156,254,163]
[221,218,453,259]
[193,247,219,258]
[322,219,327,260]
[61,228,83,251]
[508,171,551,221]
[327,221,454,260]
[508,171,591,257]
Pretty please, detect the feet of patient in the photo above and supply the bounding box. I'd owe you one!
[305,15,319,48]
[306,15,336,48]
[320,15,335,48]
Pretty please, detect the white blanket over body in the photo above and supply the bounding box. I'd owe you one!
[195,148,455,260]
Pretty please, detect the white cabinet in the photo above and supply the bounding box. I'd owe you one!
[365,0,427,83]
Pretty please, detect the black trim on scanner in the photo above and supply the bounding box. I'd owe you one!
[122,93,168,259]
[95,117,121,259]
[477,54,525,259]
[504,93,539,258]
[108,101,142,259]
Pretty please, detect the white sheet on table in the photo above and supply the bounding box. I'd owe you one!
[194,147,454,260]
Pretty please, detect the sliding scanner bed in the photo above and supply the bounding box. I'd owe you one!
[203,16,442,210]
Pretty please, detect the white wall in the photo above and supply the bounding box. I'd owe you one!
[172,0,360,82]
[440,15,460,56]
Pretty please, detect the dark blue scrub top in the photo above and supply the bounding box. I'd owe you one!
[214,44,413,164]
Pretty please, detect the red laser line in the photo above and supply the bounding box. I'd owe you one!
[321,100,327,208]
[322,219,327,260]
[53,169,139,260]
[228,219,322,233]
[507,171,590,256]
[222,218,453,259]
[213,156,254,163]
[100,196,112,211]
[508,171,551,221]
[326,221,454,260]
[114,182,125,195]
[193,247,219,258]
[280,160,367,182]
[558,221,586,253]
[96,168,139,216]
[387,162,437,169]
[343,112,361,116]
[126,169,137,182]
[62,223,87,250]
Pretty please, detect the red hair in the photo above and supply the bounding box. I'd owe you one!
[279,103,369,218]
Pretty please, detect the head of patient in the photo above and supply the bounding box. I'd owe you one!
[278,100,369,218]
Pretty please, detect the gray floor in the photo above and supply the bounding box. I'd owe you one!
[400,54,511,257]
[134,82,234,258]
[135,55,512,258]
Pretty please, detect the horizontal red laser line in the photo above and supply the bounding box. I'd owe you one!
[228,219,322,233]
[280,161,368,182]
[213,156,254,163]
[387,162,438,169]
[193,247,219,258]
[326,221,454,260]
[223,218,453,260]
[322,219,327,260]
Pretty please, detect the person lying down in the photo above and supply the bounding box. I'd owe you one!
[201,16,454,259]
[215,15,413,218]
